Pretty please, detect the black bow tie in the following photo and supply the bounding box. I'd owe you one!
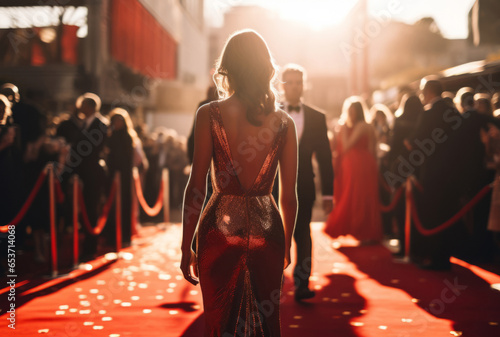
[288,105,301,113]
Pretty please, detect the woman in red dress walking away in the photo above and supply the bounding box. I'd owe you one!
[325,96,382,244]
[180,30,298,336]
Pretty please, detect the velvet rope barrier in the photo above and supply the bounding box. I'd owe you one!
[77,177,118,236]
[0,165,49,233]
[54,177,65,204]
[379,185,404,213]
[133,167,164,217]
[409,182,493,236]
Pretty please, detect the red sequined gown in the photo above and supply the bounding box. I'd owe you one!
[196,102,289,336]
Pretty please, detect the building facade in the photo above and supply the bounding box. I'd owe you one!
[0,0,209,135]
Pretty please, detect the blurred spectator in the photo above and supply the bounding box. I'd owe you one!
[475,93,493,116]
[165,133,189,208]
[104,108,136,248]
[408,77,463,270]
[386,94,424,256]
[325,96,382,244]
[73,93,108,261]
[1,83,46,163]
[481,125,500,246]
[369,103,393,158]
[0,94,21,225]
[493,92,500,118]
[442,91,455,108]
[56,105,83,146]
[369,103,393,238]
[454,86,475,114]
[457,89,499,262]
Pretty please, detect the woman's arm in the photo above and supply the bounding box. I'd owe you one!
[278,115,298,269]
[180,104,212,285]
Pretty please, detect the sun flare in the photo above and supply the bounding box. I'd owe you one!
[276,0,358,31]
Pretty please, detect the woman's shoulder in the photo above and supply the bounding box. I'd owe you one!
[194,102,216,128]
[275,108,295,129]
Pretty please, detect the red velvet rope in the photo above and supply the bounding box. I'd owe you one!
[54,177,65,204]
[134,172,164,217]
[379,185,404,213]
[0,168,48,233]
[409,183,492,236]
[77,178,118,236]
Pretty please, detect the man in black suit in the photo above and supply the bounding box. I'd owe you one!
[72,93,108,261]
[455,88,498,261]
[276,64,334,300]
[408,77,463,270]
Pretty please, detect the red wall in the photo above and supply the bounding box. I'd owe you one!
[111,0,177,79]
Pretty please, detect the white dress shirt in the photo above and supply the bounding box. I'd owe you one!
[284,102,304,140]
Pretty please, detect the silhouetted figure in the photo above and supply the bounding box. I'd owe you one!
[105,108,135,248]
[56,106,83,146]
[475,93,493,116]
[1,84,45,163]
[408,77,462,270]
[72,93,108,261]
[370,103,393,149]
[387,94,424,256]
[481,125,500,247]
[0,94,21,226]
[456,89,498,261]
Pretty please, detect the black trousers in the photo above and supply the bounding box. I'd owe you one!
[293,199,314,290]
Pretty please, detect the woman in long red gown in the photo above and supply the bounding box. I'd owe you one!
[324,97,382,243]
[180,30,298,336]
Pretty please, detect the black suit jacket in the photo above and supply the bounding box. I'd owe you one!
[456,109,500,195]
[274,104,334,204]
[297,104,334,202]
[410,99,461,188]
[73,114,108,179]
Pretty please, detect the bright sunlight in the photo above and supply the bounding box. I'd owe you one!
[273,0,358,31]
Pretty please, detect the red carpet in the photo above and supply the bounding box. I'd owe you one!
[1,223,500,337]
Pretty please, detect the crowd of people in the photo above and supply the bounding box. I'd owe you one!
[1,69,500,282]
[0,83,189,273]
[329,79,500,270]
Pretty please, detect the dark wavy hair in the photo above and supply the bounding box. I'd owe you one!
[214,29,278,126]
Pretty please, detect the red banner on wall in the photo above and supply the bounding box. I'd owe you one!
[110,0,177,79]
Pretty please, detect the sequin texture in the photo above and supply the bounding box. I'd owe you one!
[196,102,288,336]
